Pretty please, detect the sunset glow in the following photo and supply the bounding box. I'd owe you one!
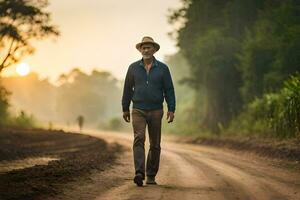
[16,63,30,76]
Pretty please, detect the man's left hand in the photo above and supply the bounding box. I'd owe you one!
[166,112,175,123]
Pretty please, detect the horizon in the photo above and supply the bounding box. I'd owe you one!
[2,68,123,86]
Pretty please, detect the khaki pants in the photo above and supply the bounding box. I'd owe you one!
[131,108,164,179]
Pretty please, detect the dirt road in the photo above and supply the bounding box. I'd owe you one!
[76,130,300,200]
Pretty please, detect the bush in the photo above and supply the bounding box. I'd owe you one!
[275,74,300,138]
[229,94,276,136]
[230,74,300,139]
[0,83,36,128]
[9,110,36,128]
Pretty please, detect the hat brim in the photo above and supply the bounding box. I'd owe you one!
[136,42,160,51]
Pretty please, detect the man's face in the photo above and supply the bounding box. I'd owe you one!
[140,43,156,59]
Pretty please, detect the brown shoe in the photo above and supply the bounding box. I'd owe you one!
[134,173,143,187]
[146,176,157,185]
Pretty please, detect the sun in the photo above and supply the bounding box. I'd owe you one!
[16,63,31,76]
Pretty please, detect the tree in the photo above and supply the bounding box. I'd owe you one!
[0,0,59,73]
[239,0,300,103]
[169,0,299,134]
[168,0,244,133]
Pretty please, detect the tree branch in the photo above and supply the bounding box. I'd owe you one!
[0,38,15,73]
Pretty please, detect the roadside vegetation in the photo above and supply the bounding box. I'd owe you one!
[229,74,300,139]
[165,0,300,140]
[0,84,36,128]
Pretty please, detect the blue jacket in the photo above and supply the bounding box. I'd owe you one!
[122,58,176,112]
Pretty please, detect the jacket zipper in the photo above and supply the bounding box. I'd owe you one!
[144,62,154,85]
[146,71,149,85]
[145,67,151,85]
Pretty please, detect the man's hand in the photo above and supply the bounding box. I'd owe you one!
[166,111,174,123]
[123,111,130,123]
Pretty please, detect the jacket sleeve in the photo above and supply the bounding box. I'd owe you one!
[122,66,134,112]
[163,66,176,112]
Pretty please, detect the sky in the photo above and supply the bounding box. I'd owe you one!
[3,0,182,83]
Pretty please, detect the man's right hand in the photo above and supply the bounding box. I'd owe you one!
[123,111,130,123]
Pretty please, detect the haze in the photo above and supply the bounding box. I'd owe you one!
[3,0,181,82]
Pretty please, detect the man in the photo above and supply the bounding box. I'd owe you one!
[122,36,176,187]
[76,115,84,132]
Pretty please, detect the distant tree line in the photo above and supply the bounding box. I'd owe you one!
[168,0,300,138]
[1,69,122,128]
[55,68,121,126]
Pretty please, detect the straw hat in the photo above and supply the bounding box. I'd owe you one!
[136,36,160,51]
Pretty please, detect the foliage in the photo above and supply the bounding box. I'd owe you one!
[0,0,59,73]
[56,69,121,126]
[230,74,300,139]
[168,0,251,133]
[169,0,300,136]
[275,74,300,138]
[10,110,36,128]
[1,79,36,128]
[239,1,300,103]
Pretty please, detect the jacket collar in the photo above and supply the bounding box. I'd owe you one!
[139,57,158,68]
